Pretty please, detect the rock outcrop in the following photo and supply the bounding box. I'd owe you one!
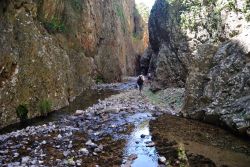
[143,0,250,90]
[144,0,250,135]
[183,30,250,136]
[141,0,190,90]
[0,0,147,128]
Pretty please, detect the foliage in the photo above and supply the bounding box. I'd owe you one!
[39,99,52,116]
[135,2,150,22]
[16,104,28,122]
[177,143,189,167]
[167,0,249,32]
[44,17,65,33]
[243,0,250,21]
[95,75,105,84]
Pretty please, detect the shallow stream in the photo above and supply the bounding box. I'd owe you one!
[0,80,249,167]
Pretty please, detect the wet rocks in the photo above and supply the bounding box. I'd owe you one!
[75,110,85,116]
[0,82,175,166]
[140,134,146,138]
[122,154,138,167]
[85,140,98,149]
[158,156,166,164]
[94,144,103,153]
[145,141,155,147]
[79,148,89,156]
[21,156,30,164]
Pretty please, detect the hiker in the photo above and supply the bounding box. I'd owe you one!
[137,74,144,94]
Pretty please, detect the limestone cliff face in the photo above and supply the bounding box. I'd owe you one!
[143,0,250,90]
[0,0,147,128]
[144,0,250,135]
[183,31,250,136]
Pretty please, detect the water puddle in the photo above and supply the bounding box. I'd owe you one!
[123,119,158,167]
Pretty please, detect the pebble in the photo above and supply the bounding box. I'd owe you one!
[21,156,30,164]
[57,134,62,139]
[14,152,19,157]
[76,159,82,166]
[79,148,89,155]
[94,144,103,153]
[41,140,47,145]
[75,110,84,115]
[63,151,70,157]
[146,141,155,147]
[85,140,98,148]
[140,134,146,138]
[68,158,75,166]
[158,156,166,164]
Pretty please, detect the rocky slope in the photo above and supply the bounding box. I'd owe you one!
[0,0,148,128]
[143,0,250,136]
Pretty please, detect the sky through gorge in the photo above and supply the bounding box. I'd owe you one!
[135,0,155,9]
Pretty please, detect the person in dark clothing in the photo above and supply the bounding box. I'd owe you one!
[137,75,144,94]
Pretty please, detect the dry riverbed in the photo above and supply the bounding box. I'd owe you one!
[0,81,249,167]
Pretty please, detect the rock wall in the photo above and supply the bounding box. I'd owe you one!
[144,0,250,135]
[183,30,250,136]
[143,0,250,90]
[0,0,147,128]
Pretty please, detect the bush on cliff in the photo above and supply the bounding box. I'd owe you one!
[16,104,29,122]
[39,99,52,117]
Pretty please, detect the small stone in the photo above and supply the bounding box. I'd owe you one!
[85,140,97,148]
[76,159,82,166]
[68,158,75,166]
[31,160,37,165]
[21,156,30,164]
[14,152,19,157]
[63,151,70,157]
[79,148,89,155]
[75,110,84,115]
[146,141,155,147]
[57,134,62,139]
[140,134,146,138]
[128,154,138,161]
[68,143,73,149]
[94,144,103,153]
[158,156,166,164]
[41,140,47,145]
[111,124,116,128]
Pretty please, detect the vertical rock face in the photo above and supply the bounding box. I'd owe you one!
[144,0,250,90]
[142,0,190,90]
[145,0,250,135]
[183,30,250,136]
[0,0,147,128]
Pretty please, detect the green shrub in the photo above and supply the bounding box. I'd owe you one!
[39,99,52,116]
[16,104,28,122]
[95,75,105,84]
[44,17,65,33]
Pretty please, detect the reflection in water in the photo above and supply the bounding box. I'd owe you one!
[124,120,158,167]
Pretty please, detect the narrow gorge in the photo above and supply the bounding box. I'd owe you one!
[0,0,250,167]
